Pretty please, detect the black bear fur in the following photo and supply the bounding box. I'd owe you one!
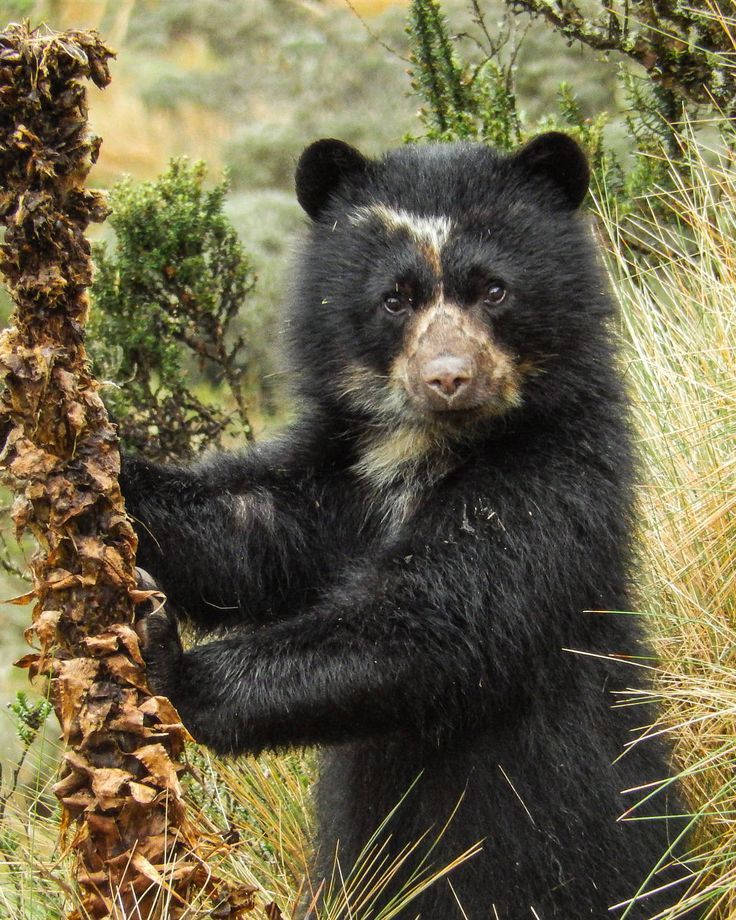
[121,134,694,919]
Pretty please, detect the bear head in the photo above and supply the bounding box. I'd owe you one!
[287,133,616,444]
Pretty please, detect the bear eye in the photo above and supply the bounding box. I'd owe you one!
[382,292,412,316]
[484,281,507,306]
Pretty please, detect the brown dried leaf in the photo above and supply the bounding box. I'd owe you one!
[139,695,184,726]
[78,696,113,742]
[67,402,87,435]
[59,790,95,815]
[10,445,59,479]
[104,652,147,690]
[107,708,146,734]
[128,781,157,804]
[91,767,133,808]
[6,589,35,605]
[83,633,119,656]
[47,478,97,525]
[55,367,77,394]
[118,801,168,844]
[46,568,98,590]
[85,455,118,493]
[10,494,32,530]
[134,743,183,796]
[138,695,190,754]
[102,544,131,582]
[108,622,145,665]
[129,851,164,887]
[73,535,106,562]
[74,891,113,920]
[53,768,87,800]
[57,657,100,741]
[34,608,62,647]
[211,883,258,918]
[84,812,122,859]
[63,749,93,777]
[130,588,162,606]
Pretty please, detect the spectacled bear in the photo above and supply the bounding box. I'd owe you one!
[122,133,694,918]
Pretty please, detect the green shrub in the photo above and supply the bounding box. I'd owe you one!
[89,159,255,461]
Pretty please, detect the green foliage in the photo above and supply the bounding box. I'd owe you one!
[0,692,53,837]
[405,0,733,211]
[407,0,575,153]
[510,0,736,118]
[617,68,678,197]
[407,0,476,139]
[89,159,256,461]
[469,60,522,150]
[406,0,526,148]
[6,692,51,747]
[553,83,625,199]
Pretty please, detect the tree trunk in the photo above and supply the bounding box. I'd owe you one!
[0,23,253,919]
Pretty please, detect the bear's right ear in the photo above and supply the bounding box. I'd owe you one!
[296,139,369,220]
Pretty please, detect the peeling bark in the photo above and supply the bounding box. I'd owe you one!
[0,24,254,919]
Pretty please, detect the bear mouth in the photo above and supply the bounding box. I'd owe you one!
[403,375,522,423]
[335,363,521,433]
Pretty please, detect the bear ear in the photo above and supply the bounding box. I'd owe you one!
[295,139,369,220]
[511,132,590,210]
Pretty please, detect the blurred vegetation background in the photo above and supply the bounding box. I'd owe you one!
[0,0,733,917]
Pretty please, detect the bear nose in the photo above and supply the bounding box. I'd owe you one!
[422,356,473,399]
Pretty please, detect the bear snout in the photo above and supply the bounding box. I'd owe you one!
[421,354,475,407]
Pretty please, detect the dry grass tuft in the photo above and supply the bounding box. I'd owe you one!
[596,120,736,918]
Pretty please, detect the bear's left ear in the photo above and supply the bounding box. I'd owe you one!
[510,132,590,210]
[295,138,369,220]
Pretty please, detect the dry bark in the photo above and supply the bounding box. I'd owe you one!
[0,23,254,919]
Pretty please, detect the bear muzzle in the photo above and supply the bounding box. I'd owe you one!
[419,354,479,411]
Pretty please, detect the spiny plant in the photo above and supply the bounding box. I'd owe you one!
[0,24,260,917]
[406,0,623,187]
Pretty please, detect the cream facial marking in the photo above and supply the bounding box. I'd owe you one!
[336,364,407,424]
[350,205,452,270]
[392,300,523,416]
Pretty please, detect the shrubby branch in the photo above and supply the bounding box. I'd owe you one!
[507,0,736,116]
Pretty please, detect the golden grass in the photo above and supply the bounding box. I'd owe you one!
[0,738,479,919]
[595,121,736,918]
